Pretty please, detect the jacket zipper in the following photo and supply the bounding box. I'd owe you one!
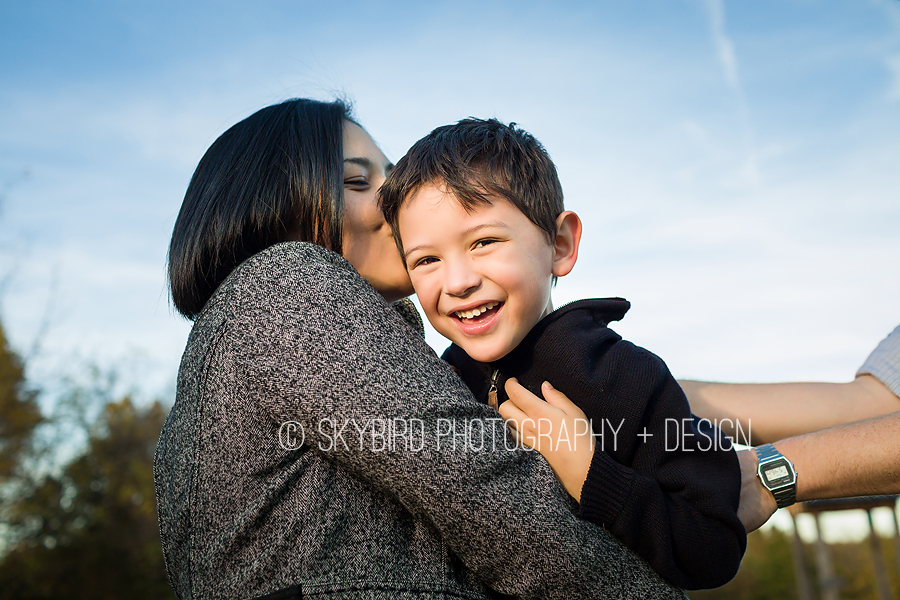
[487,369,500,411]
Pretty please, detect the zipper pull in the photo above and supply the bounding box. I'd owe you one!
[488,369,500,411]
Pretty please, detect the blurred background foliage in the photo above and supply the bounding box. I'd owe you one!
[0,314,897,598]
[693,526,899,600]
[0,321,174,600]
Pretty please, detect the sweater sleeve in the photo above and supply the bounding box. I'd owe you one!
[228,244,686,600]
[576,340,746,590]
[856,325,900,397]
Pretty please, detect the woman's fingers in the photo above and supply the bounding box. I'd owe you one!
[504,377,548,414]
[506,420,524,448]
[501,379,596,500]
[502,378,561,452]
[542,381,586,419]
[498,400,526,431]
[506,378,584,419]
[499,400,538,449]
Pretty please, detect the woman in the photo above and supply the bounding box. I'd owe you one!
[154,98,684,600]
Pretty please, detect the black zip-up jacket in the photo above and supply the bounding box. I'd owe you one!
[443,298,747,590]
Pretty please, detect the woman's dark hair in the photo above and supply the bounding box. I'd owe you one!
[168,98,353,319]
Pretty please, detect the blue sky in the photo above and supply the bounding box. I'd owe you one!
[1,0,899,402]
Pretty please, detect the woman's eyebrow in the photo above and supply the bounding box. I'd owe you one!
[344,157,394,173]
[344,157,372,168]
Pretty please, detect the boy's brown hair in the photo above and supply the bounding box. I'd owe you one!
[379,118,564,253]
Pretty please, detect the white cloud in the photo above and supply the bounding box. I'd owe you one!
[886,55,900,100]
[703,0,740,90]
[700,0,759,186]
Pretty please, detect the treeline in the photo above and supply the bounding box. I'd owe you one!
[0,322,174,599]
[693,526,898,600]
[0,319,897,599]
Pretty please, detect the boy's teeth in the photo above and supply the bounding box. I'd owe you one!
[456,302,498,319]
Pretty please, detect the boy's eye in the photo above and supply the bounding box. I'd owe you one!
[473,239,497,249]
[412,256,438,269]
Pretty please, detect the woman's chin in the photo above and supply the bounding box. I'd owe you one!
[379,283,415,305]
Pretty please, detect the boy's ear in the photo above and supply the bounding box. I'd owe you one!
[551,211,582,278]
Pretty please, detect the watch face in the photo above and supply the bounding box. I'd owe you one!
[761,458,794,487]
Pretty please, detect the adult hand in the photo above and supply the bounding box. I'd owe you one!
[736,449,777,533]
[500,378,595,503]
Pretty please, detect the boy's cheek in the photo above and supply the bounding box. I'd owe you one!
[409,276,438,305]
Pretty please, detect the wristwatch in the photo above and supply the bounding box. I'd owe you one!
[755,444,798,509]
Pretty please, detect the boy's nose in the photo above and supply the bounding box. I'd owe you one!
[444,261,481,297]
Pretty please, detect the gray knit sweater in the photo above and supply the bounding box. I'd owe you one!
[153,242,686,600]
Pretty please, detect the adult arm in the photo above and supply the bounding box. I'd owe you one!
[233,244,684,600]
[680,324,900,444]
[738,411,900,532]
[679,376,898,444]
[681,325,900,532]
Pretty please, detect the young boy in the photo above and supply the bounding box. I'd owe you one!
[378,118,746,590]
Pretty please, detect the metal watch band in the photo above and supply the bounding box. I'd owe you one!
[756,443,797,509]
[755,443,780,461]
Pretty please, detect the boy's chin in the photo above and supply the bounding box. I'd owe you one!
[456,342,511,364]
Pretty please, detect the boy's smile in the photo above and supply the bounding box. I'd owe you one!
[398,183,563,363]
[451,300,503,337]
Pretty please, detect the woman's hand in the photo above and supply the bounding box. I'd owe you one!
[500,378,595,503]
